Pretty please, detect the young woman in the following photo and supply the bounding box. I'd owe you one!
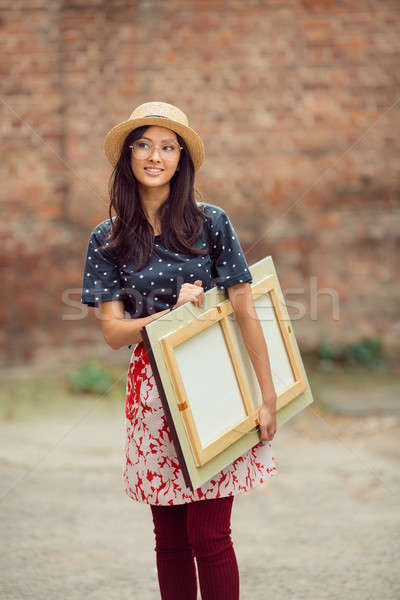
[81,101,278,599]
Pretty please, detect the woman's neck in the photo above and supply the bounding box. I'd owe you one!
[138,182,170,234]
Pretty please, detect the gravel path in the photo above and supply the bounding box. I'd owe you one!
[0,400,399,600]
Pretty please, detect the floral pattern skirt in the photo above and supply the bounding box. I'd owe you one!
[122,340,278,505]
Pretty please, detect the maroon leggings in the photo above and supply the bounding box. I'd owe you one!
[150,496,239,599]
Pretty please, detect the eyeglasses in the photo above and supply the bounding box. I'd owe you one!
[129,139,183,161]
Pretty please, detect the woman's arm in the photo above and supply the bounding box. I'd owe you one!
[98,281,205,351]
[99,300,171,350]
[227,282,277,442]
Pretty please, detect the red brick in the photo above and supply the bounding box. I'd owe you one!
[0,0,399,365]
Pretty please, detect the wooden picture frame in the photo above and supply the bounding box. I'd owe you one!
[141,255,314,491]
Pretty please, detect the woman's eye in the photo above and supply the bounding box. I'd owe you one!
[137,141,149,149]
[163,145,174,152]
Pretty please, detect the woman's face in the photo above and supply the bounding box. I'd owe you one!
[130,126,181,190]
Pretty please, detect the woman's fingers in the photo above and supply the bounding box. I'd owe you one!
[192,280,204,307]
[260,422,271,442]
[177,281,205,308]
[194,280,205,305]
[258,405,276,442]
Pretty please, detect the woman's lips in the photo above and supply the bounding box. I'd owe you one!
[144,167,164,177]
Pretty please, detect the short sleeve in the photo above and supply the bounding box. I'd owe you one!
[209,209,253,289]
[81,221,124,308]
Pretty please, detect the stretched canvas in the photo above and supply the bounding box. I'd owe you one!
[141,255,314,490]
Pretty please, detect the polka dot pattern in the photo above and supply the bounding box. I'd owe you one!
[81,203,253,322]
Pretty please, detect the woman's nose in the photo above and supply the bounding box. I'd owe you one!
[149,146,162,160]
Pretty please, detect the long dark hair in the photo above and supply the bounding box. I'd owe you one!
[100,125,208,271]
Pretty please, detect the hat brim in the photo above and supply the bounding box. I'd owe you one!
[104,117,205,171]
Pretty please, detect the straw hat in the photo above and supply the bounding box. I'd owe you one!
[104,101,205,171]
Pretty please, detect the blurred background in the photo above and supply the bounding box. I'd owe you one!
[0,0,399,366]
[1,1,399,599]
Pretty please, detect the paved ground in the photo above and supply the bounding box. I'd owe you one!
[0,394,399,599]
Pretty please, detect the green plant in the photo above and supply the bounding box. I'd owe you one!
[317,337,342,362]
[68,360,113,395]
[345,337,386,367]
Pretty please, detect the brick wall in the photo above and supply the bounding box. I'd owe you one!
[1,0,399,366]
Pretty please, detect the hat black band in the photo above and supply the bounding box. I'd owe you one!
[145,114,168,118]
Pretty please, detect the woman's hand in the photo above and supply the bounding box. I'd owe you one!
[174,280,205,309]
[258,403,277,443]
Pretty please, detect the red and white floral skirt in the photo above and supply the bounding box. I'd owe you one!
[122,340,278,506]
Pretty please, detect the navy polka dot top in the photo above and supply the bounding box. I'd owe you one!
[81,202,253,319]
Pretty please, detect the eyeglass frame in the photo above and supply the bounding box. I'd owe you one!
[128,139,184,160]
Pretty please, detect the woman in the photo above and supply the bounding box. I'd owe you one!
[81,101,278,599]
